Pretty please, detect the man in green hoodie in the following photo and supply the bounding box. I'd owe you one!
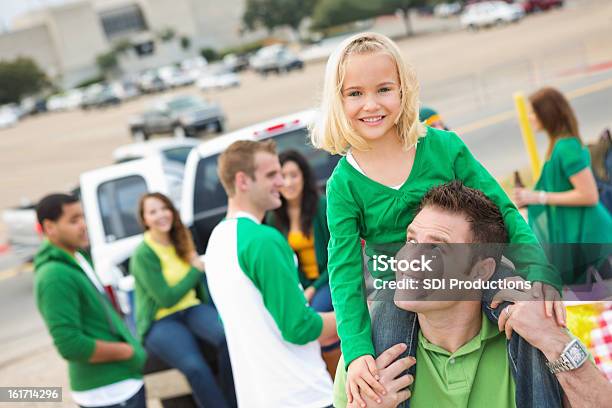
[34,193,147,408]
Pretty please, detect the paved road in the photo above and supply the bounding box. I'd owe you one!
[454,68,612,179]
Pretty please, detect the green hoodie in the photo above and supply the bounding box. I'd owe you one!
[34,240,146,392]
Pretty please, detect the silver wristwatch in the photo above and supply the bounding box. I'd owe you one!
[545,338,589,374]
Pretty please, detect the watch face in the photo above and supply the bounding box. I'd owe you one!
[567,341,588,366]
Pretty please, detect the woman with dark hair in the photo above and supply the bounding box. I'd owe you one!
[268,150,331,308]
[266,150,340,371]
[514,87,612,283]
[130,192,236,408]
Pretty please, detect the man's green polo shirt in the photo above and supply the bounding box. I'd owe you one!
[410,312,516,407]
[332,312,516,407]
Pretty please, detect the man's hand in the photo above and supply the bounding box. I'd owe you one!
[499,301,612,408]
[190,253,205,272]
[497,300,570,361]
[89,341,134,363]
[304,286,316,303]
[346,355,386,407]
[347,343,414,408]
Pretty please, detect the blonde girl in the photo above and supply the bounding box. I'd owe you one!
[311,32,564,407]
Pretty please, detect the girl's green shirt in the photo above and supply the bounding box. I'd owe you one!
[326,127,561,367]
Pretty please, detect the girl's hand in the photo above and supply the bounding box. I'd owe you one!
[304,286,316,303]
[531,282,566,327]
[346,355,386,407]
[190,253,205,272]
[491,278,566,336]
[514,188,547,207]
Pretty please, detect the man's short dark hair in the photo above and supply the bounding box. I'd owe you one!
[36,193,79,226]
[416,181,509,261]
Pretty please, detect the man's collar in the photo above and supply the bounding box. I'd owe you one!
[230,211,261,224]
[418,311,501,357]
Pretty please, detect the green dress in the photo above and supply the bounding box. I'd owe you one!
[528,137,612,284]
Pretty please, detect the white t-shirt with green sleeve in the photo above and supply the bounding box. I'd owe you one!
[205,212,333,408]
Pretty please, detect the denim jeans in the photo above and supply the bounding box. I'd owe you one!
[311,283,333,312]
[79,385,145,408]
[310,283,341,352]
[144,304,237,408]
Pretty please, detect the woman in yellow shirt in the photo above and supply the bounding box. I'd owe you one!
[131,193,236,408]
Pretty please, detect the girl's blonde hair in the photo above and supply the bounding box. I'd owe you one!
[311,32,426,155]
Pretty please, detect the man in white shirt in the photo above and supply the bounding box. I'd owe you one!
[205,140,338,407]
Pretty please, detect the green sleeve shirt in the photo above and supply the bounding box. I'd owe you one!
[326,127,561,367]
[237,217,324,344]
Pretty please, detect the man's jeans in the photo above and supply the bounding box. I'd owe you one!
[79,385,145,408]
[311,283,340,352]
[144,304,237,408]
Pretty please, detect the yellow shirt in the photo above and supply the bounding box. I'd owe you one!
[287,230,319,280]
[144,232,200,319]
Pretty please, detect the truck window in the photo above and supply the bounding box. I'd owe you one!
[193,153,226,215]
[266,127,340,182]
[97,175,146,242]
[163,147,193,164]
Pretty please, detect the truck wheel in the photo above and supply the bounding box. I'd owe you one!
[214,120,224,134]
[132,129,147,141]
[173,126,186,139]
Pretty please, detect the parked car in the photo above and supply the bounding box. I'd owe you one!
[0,105,19,128]
[434,2,462,17]
[196,68,240,91]
[129,94,225,140]
[223,53,249,72]
[1,138,195,264]
[47,89,84,111]
[137,70,168,94]
[249,44,304,76]
[180,109,340,252]
[158,65,196,88]
[519,0,563,13]
[112,137,200,164]
[81,84,122,110]
[460,1,524,29]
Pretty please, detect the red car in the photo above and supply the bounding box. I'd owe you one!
[521,0,564,13]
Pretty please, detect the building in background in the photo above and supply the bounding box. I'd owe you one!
[0,0,250,88]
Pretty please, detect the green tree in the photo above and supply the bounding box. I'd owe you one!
[113,39,132,54]
[158,27,176,42]
[311,0,382,30]
[379,0,428,36]
[200,47,220,62]
[180,36,191,50]
[312,0,434,36]
[96,51,118,76]
[243,0,318,39]
[0,57,49,104]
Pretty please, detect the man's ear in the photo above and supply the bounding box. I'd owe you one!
[471,257,496,281]
[234,171,250,193]
[41,219,54,236]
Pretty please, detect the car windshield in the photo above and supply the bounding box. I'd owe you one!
[166,96,202,112]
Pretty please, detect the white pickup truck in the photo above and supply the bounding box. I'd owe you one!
[90,110,339,308]
[1,138,199,264]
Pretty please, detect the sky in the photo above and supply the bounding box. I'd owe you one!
[0,0,69,31]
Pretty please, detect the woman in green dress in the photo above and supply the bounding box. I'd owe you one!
[514,87,612,284]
